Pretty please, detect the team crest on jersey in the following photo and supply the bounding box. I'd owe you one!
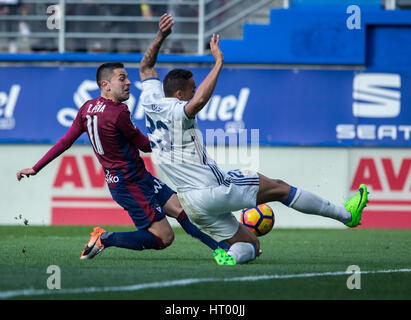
[151,104,161,112]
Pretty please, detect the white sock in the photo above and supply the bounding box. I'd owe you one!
[227,242,256,264]
[289,188,352,224]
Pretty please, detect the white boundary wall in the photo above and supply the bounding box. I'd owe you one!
[2,145,411,228]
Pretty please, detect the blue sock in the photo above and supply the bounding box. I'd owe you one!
[177,211,229,251]
[282,186,297,206]
[100,230,164,250]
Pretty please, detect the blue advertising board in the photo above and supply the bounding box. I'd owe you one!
[0,65,410,147]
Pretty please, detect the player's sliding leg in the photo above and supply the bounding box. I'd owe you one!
[176,171,263,265]
[80,219,173,260]
[176,210,230,250]
[80,228,165,260]
[163,194,230,251]
[100,229,167,250]
[102,218,173,250]
[256,173,368,227]
[223,224,260,265]
[212,222,260,265]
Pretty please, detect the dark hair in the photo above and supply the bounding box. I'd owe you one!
[96,62,124,88]
[163,69,193,97]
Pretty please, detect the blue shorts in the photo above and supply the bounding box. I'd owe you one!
[107,169,175,230]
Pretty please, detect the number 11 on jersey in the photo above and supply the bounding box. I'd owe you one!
[86,115,105,155]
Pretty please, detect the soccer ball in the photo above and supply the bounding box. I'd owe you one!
[240,204,275,237]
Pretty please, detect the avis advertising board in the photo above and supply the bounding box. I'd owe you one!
[1,145,410,228]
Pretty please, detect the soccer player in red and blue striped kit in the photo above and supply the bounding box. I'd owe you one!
[16,61,230,262]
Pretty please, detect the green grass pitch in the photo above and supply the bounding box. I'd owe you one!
[1,225,411,300]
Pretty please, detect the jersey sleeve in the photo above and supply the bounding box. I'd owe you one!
[116,109,152,153]
[140,78,164,107]
[32,111,84,173]
[171,100,192,123]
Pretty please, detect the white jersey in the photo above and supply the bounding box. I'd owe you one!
[140,78,228,193]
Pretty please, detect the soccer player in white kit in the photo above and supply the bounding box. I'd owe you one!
[139,14,369,265]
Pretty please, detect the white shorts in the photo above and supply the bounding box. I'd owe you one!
[177,169,260,242]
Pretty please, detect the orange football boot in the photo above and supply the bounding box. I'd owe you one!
[80,227,106,260]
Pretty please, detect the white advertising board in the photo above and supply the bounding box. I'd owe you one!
[2,145,410,228]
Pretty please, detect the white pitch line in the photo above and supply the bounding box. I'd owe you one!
[1,268,411,299]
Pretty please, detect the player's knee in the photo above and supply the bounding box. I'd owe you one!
[244,226,259,245]
[244,230,260,256]
[159,230,174,249]
[250,237,260,256]
[149,218,175,249]
[230,224,260,253]
[254,236,260,248]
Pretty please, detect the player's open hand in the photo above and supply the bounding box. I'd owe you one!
[16,168,36,181]
[159,13,173,37]
[210,34,224,63]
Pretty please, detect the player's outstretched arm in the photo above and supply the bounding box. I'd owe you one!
[16,168,37,181]
[139,13,174,81]
[16,122,84,182]
[185,34,224,118]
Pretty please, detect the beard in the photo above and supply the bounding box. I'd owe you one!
[118,91,130,102]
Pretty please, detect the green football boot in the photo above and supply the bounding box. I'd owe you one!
[213,248,236,266]
[345,184,369,228]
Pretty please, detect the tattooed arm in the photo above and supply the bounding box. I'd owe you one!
[139,13,174,81]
